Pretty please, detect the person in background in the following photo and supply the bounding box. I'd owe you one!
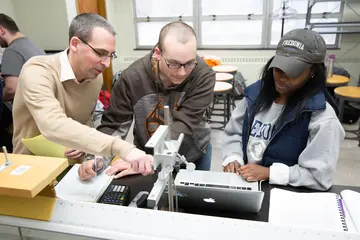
[0,13,45,102]
[222,29,345,191]
[12,13,153,178]
[78,21,215,180]
[0,75,3,120]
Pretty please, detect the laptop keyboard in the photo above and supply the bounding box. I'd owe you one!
[179,182,252,191]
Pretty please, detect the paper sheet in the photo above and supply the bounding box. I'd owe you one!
[22,135,66,158]
[269,188,347,232]
[55,164,113,202]
[341,190,360,233]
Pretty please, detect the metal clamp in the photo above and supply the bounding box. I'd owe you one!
[145,106,195,212]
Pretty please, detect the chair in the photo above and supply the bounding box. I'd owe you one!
[212,65,243,111]
[327,67,359,124]
[208,82,233,130]
[333,66,351,78]
[334,86,360,146]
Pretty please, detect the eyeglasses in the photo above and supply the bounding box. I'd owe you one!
[161,52,197,70]
[78,37,117,60]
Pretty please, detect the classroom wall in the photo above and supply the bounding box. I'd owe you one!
[0,0,17,59]
[110,0,360,85]
[1,0,17,20]
[11,0,69,50]
[1,0,118,51]
[2,0,359,85]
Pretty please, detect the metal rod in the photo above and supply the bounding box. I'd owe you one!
[147,177,167,209]
[2,146,10,164]
[309,0,358,2]
[177,133,184,146]
[18,227,24,240]
[164,105,171,141]
[281,1,285,37]
[174,183,179,212]
[0,146,13,172]
[164,105,170,125]
[315,30,360,34]
[311,22,360,28]
[167,172,174,212]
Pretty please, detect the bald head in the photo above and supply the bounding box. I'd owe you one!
[154,21,197,87]
[157,21,196,52]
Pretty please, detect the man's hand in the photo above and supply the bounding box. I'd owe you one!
[223,161,241,174]
[65,149,85,161]
[78,159,105,181]
[105,159,140,179]
[239,164,270,182]
[124,148,154,176]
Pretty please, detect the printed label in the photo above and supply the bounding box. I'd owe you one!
[10,165,32,175]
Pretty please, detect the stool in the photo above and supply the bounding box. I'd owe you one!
[208,82,232,130]
[334,86,360,146]
[212,65,238,74]
[327,75,350,87]
[210,73,234,119]
[213,65,238,111]
[327,74,350,102]
[215,73,233,82]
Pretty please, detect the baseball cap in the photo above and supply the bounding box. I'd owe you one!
[268,28,327,78]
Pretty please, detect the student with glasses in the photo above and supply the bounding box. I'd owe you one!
[78,21,215,180]
[12,13,153,178]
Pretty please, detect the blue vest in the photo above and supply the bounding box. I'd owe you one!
[242,80,326,167]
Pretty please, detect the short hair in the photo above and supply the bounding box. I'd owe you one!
[157,21,196,52]
[0,13,19,33]
[69,13,116,43]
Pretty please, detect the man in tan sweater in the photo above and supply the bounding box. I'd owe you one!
[12,13,153,178]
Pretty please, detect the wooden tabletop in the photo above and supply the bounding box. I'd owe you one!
[327,74,350,85]
[212,65,238,73]
[334,86,360,99]
[0,154,68,198]
[216,73,233,82]
[214,82,232,92]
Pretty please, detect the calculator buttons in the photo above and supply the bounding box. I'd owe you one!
[101,184,129,206]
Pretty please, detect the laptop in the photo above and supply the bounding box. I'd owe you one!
[173,170,264,213]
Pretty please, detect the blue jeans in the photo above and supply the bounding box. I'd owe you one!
[193,143,212,171]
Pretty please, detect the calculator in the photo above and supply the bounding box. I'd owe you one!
[99,184,130,206]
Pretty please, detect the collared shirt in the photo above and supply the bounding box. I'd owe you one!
[12,51,136,159]
[60,49,77,82]
[60,49,91,84]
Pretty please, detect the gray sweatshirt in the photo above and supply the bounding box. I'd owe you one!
[222,99,345,191]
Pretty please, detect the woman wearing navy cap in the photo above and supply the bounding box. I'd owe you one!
[222,29,345,191]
